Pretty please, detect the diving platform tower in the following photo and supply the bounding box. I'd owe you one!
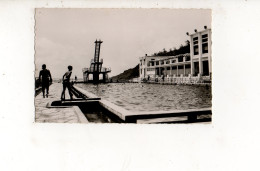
[82,40,111,83]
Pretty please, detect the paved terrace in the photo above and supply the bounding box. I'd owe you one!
[35,83,88,123]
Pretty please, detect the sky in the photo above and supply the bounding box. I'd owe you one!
[35,9,211,79]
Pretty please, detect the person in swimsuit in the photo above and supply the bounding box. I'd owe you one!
[39,64,52,98]
[61,65,73,100]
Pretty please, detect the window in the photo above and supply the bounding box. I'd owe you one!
[178,65,184,69]
[194,45,199,55]
[178,57,183,62]
[185,56,190,61]
[185,64,191,69]
[193,37,198,43]
[166,60,170,64]
[167,67,170,70]
[203,60,209,75]
[171,59,176,63]
[160,61,164,65]
[202,34,208,41]
[172,66,177,70]
[202,34,208,54]
[156,61,159,65]
[193,37,199,55]
[202,44,208,53]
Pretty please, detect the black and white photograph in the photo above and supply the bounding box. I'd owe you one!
[35,9,212,124]
[2,1,260,170]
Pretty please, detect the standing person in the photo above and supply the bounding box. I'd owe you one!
[61,65,73,100]
[39,64,52,98]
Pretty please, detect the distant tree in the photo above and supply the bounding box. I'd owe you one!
[185,40,190,45]
[152,40,190,56]
[163,48,167,53]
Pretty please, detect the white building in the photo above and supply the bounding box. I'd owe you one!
[139,27,211,79]
[190,28,211,77]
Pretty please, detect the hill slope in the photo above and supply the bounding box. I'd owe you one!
[111,64,139,82]
[152,40,190,56]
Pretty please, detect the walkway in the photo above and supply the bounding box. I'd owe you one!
[35,83,88,123]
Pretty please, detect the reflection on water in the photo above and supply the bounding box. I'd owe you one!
[77,83,211,112]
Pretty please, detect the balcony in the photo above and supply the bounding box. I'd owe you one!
[101,67,111,72]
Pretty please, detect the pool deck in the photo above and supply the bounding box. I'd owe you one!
[35,83,211,124]
[35,83,88,123]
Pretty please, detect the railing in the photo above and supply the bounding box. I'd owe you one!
[142,75,211,84]
[83,67,111,73]
[129,77,141,83]
[101,67,111,72]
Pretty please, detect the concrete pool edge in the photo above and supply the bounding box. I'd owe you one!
[128,108,212,116]
[73,85,212,123]
[74,85,130,120]
[124,108,212,123]
[73,106,90,123]
[72,85,99,98]
[99,99,132,120]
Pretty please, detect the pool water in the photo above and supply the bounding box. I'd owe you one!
[76,83,211,112]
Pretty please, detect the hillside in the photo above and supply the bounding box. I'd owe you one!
[111,64,139,82]
[152,40,190,56]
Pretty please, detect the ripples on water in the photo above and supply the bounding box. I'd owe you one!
[77,83,212,112]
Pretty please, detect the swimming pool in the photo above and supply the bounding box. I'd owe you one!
[76,83,211,112]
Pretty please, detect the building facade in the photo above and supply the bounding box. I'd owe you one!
[139,28,211,79]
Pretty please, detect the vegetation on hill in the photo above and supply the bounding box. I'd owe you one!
[152,40,190,56]
[111,64,139,82]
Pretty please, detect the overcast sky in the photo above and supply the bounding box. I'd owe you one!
[35,9,211,79]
